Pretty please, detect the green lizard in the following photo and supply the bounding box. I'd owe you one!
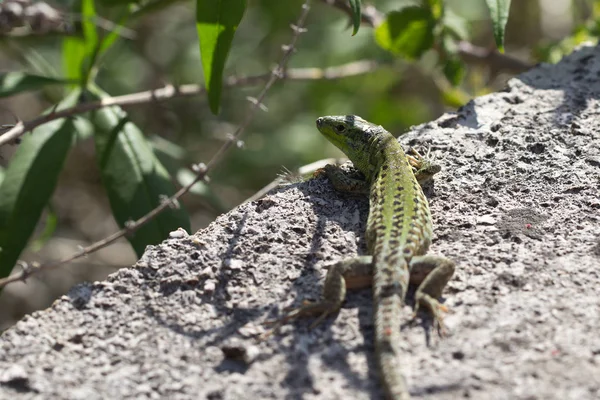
[278,115,455,400]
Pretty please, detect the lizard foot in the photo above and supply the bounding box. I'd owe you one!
[407,147,441,183]
[260,300,336,340]
[313,167,328,178]
[413,296,450,337]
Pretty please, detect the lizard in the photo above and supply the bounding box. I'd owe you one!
[275,115,455,400]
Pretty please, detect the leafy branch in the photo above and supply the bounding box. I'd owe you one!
[321,0,530,75]
[0,0,318,289]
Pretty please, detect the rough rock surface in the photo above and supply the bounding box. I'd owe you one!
[2,46,600,400]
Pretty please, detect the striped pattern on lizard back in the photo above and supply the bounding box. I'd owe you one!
[271,115,455,400]
[367,132,433,399]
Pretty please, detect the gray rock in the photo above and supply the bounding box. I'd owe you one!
[2,45,600,399]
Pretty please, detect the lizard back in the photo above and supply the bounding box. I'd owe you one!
[367,133,433,400]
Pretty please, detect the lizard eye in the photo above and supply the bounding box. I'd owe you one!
[335,124,346,133]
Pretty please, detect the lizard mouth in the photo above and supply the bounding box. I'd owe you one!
[316,117,324,129]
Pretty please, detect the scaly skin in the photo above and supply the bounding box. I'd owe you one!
[278,115,455,400]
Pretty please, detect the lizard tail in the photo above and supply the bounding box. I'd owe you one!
[377,350,410,400]
[373,256,411,400]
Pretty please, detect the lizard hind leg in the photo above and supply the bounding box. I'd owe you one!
[267,255,374,333]
[409,255,455,336]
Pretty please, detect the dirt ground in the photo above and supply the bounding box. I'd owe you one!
[1,45,599,399]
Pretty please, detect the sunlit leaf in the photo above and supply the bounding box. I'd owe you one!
[196,0,246,114]
[62,0,99,83]
[30,209,58,252]
[485,0,511,52]
[98,14,129,56]
[374,7,435,60]
[440,85,470,108]
[425,0,443,20]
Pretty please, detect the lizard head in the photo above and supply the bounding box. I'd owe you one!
[316,115,386,176]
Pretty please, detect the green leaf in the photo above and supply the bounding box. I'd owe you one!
[349,0,361,36]
[62,0,99,83]
[88,88,190,257]
[30,208,58,252]
[425,0,443,20]
[81,0,99,55]
[443,57,466,86]
[62,38,86,81]
[98,14,128,56]
[0,73,73,97]
[0,91,80,281]
[374,7,436,60]
[441,85,469,108]
[485,0,511,53]
[196,0,246,114]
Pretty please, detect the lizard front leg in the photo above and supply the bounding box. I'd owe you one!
[407,148,441,184]
[318,164,371,194]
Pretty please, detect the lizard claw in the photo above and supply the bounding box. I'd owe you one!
[406,147,441,183]
[260,300,334,340]
[313,167,328,178]
[259,302,306,340]
[413,300,450,338]
[308,310,331,330]
[260,300,336,340]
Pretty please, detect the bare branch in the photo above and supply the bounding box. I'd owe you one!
[0,0,316,289]
[69,14,137,40]
[285,60,378,80]
[0,1,137,39]
[456,41,531,74]
[0,60,379,147]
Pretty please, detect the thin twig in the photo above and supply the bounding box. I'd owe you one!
[242,158,339,204]
[0,0,314,289]
[0,60,378,147]
[68,14,138,40]
[455,41,531,74]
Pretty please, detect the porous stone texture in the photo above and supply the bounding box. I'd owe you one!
[1,45,600,400]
